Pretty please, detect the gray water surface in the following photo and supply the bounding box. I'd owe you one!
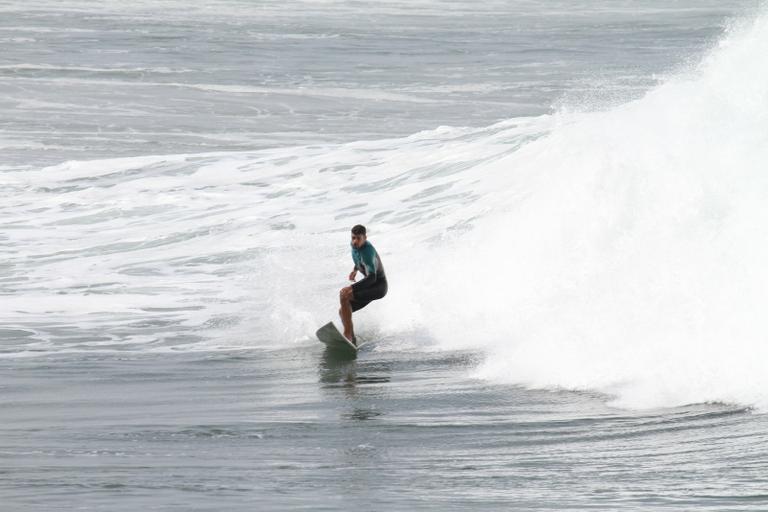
[3,347,767,511]
[0,0,758,166]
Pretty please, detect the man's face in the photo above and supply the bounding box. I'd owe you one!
[351,233,366,249]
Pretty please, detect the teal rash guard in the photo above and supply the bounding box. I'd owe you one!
[351,240,387,292]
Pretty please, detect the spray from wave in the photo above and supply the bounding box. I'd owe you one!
[380,11,768,410]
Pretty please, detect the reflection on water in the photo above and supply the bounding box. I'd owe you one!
[318,347,358,385]
[318,347,392,422]
[342,408,385,421]
[318,348,392,386]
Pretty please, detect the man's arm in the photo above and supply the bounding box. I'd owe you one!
[348,266,358,282]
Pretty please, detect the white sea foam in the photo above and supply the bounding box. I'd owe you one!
[380,12,768,410]
[0,64,192,74]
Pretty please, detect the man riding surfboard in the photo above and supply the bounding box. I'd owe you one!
[339,224,388,344]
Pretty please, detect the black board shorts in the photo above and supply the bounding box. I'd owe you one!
[351,278,388,312]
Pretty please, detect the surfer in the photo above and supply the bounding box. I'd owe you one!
[339,224,388,344]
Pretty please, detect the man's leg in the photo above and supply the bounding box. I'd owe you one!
[339,296,355,343]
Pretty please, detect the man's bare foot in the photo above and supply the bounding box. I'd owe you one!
[343,332,356,346]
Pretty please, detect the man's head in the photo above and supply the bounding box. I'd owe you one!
[351,224,367,249]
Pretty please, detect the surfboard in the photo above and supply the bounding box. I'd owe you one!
[316,321,358,353]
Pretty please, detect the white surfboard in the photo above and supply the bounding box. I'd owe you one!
[316,321,360,353]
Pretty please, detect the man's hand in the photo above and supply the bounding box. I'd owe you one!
[339,286,354,302]
[348,269,357,282]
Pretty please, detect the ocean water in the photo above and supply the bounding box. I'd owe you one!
[3,0,768,510]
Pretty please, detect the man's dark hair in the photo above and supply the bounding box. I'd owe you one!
[351,224,366,236]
